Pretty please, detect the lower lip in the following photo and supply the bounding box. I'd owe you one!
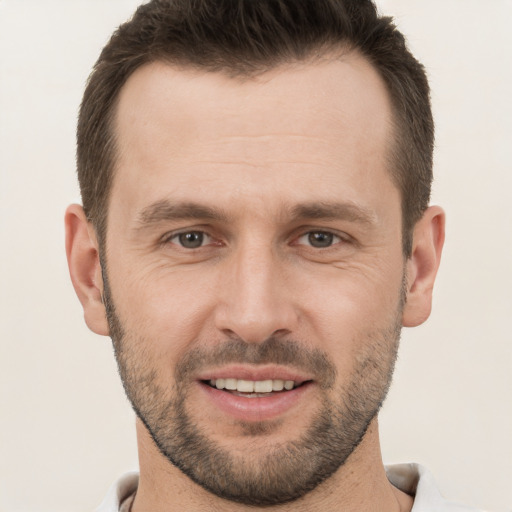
[198,381,312,422]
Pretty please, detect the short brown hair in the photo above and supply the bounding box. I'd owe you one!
[77,0,433,256]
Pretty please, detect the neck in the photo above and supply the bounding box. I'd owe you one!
[131,418,413,512]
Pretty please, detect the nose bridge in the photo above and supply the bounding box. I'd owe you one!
[215,238,296,343]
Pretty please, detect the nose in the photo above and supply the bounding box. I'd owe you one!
[214,243,299,343]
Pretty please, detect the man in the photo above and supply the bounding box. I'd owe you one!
[64,0,477,510]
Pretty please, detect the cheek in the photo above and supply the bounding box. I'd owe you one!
[109,261,219,361]
[295,261,404,363]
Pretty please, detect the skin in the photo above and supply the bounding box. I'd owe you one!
[66,53,445,511]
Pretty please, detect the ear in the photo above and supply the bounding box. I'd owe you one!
[402,205,445,327]
[65,204,109,336]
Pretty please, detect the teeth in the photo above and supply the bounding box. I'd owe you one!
[272,379,284,391]
[254,380,273,393]
[237,379,255,393]
[224,378,237,390]
[210,378,298,393]
[284,380,294,390]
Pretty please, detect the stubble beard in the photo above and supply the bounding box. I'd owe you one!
[102,269,403,506]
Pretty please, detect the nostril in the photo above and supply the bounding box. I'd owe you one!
[271,328,292,338]
[220,327,292,344]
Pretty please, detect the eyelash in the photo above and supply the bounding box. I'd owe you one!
[162,229,349,250]
[163,230,214,249]
[295,231,343,249]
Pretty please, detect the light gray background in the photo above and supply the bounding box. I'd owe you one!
[1,1,511,511]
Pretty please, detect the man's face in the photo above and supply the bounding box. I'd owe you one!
[104,55,405,505]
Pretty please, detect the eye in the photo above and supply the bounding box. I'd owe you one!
[297,231,342,248]
[169,231,212,249]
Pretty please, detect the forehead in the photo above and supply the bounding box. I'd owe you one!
[115,54,393,152]
[111,54,396,220]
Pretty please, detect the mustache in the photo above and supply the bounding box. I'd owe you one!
[175,337,337,389]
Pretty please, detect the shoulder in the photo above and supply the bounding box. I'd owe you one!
[94,471,139,512]
[386,463,487,512]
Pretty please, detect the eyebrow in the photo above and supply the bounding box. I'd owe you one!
[136,200,230,227]
[289,201,377,225]
[135,199,377,229]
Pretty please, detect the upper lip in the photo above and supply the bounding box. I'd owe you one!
[196,364,313,385]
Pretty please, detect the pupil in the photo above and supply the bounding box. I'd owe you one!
[179,232,203,248]
[308,232,333,248]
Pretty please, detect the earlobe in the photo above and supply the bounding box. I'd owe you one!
[402,205,445,327]
[65,204,110,336]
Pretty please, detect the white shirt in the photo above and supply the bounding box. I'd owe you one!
[386,464,485,511]
[95,464,485,511]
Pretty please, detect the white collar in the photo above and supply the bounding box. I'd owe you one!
[96,464,483,511]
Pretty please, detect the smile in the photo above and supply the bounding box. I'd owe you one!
[207,378,300,394]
